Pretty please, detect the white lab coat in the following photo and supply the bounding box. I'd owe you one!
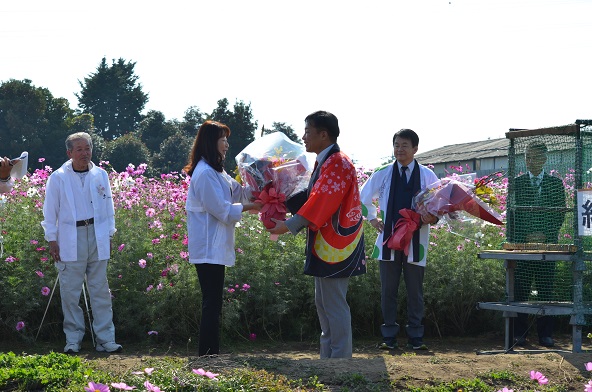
[360,162,438,266]
[186,160,252,266]
[42,160,116,262]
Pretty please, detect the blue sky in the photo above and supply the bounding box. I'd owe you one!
[2,0,591,168]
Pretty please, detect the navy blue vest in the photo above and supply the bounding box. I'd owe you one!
[382,162,421,261]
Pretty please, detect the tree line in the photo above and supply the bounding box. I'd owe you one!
[0,57,301,175]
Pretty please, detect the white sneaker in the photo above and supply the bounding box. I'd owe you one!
[64,342,80,354]
[96,342,122,353]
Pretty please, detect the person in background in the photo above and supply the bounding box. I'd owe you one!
[0,157,14,193]
[183,120,261,356]
[509,141,566,347]
[268,110,366,359]
[360,129,438,351]
[42,132,122,354]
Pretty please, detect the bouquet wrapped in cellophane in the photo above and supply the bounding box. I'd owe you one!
[235,132,315,232]
[412,177,503,225]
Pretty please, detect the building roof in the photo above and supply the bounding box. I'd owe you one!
[415,138,509,165]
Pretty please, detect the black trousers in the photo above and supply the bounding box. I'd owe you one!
[195,263,226,356]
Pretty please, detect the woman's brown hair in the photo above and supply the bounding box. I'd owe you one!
[183,120,231,176]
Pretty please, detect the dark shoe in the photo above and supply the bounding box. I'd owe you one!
[514,337,527,346]
[64,342,80,354]
[407,338,428,350]
[539,337,554,347]
[379,338,397,350]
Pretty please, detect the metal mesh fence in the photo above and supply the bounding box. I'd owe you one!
[505,125,589,307]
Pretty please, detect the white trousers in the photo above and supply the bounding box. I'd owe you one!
[55,224,115,345]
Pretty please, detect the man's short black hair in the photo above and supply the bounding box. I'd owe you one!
[393,129,419,147]
[305,111,340,142]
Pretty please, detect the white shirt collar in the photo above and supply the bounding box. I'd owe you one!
[397,160,415,172]
[528,170,544,181]
[316,144,335,165]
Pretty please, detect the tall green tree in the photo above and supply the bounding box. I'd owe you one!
[136,110,177,152]
[0,79,75,169]
[261,122,302,144]
[210,98,257,172]
[180,106,207,138]
[77,57,148,140]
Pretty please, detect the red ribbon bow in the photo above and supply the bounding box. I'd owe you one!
[253,184,287,229]
[384,208,421,256]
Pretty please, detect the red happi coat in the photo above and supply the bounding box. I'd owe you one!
[297,145,366,278]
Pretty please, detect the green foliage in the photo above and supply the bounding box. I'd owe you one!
[423,223,507,336]
[102,133,152,173]
[0,78,75,169]
[137,110,178,151]
[181,106,207,138]
[152,130,194,174]
[77,57,148,139]
[0,351,102,391]
[0,352,326,392]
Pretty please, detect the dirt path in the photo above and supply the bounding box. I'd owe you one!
[83,334,592,390]
[5,334,592,390]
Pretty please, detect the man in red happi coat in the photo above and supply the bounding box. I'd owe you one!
[269,110,366,358]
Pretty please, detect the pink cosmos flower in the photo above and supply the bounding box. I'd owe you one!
[152,238,160,245]
[30,240,38,245]
[138,259,147,268]
[249,333,256,341]
[36,270,44,277]
[144,367,155,375]
[227,288,235,293]
[585,380,592,392]
[241,283,250,291]
[84,381,110,392]
[530,370,549,385]
[111,382,135,390]
[118,244,125,252]
[41,286,50,296]
[179,251,188,259]
[16,321,25,331]
[157,283,163,291]
[146,208,156,217]
[146,252,153,259]
[5,256,16,263]
[586,362,592,371]
[143,381,161,392]
[146,285,154,292]
[497,388,513,392]
[147,330,158,335]
[192,368,219,380]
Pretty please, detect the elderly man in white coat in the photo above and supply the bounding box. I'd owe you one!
[42,132,121,354]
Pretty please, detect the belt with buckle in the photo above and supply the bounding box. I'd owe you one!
[76,218,94,227]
